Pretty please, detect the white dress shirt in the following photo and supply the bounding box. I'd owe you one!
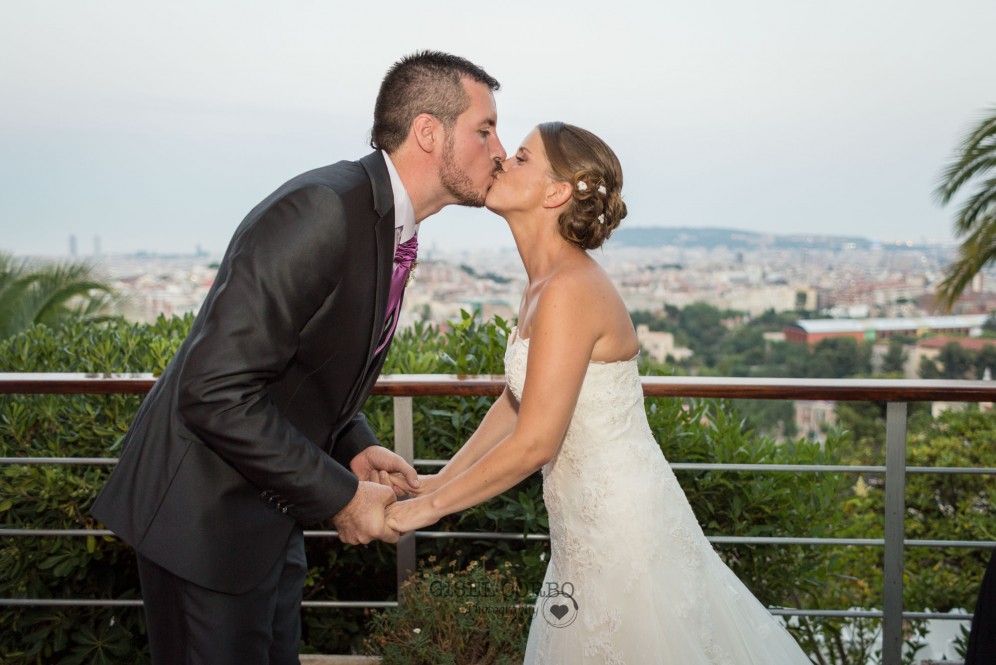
[381,150,417,255]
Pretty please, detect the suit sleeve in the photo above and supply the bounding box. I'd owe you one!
[176,184,362,525]
[332,413,380,469]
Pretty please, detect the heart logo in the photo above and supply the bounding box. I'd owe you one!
[549,604,569,620]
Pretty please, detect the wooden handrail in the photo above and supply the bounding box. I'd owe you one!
[0,372,993,402]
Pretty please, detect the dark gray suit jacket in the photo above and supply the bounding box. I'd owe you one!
[91,152,398,594]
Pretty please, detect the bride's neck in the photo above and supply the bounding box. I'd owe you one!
[505,211,578,281]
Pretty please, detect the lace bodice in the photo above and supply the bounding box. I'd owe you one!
[504,327,652,466]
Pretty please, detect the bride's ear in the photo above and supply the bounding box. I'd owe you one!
[543,181,573,210]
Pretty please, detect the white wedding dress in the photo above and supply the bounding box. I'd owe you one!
[505,328,811,664]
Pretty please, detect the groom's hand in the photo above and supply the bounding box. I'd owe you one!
[332,481,400,545]
[350,446,420,497]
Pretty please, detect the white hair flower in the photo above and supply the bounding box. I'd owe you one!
[577,181,588,191]
[597,185,607,195]
[598,214,606,224]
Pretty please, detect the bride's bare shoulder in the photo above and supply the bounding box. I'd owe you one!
[534,261,617,325]
[550,257,617,301]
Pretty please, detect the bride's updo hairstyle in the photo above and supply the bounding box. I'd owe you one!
[538,122,627,250]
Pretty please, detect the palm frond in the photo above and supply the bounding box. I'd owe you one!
[0,274,42,338]
[934,107,996,204]
[951,175,996,235]
[0,257,115,338]
[934,106,996,309]
[959,107,996,149]
[936,153,996,204]
[33,280,114,328]
[934,212,996,310]
[73,292,116,315]
[0,251,26,277]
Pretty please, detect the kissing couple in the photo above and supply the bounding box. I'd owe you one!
[93,50,811,664]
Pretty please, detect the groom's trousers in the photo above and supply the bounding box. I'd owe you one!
[136,527,306,665]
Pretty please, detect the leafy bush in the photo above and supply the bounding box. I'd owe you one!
[364,556,529,664]
[0,315,190,664]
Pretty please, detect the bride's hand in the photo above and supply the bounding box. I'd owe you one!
[385,496,439,533]
[407,473,444,496]
[373,472,440,498]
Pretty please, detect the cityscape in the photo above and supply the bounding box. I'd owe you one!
[49,225,995,338]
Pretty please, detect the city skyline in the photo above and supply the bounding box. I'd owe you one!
[2,1,995,257]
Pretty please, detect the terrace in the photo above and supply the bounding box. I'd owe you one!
[2,373,994,664]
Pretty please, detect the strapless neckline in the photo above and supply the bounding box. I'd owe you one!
[508,326,639,366]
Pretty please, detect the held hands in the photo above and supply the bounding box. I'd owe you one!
[350,446,420,497]
[384,495,440,534]
[337,448,444,542]
[404,473,444,497]
[332,481,400,545]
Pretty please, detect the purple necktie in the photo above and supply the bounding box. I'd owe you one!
[375,233,418,355]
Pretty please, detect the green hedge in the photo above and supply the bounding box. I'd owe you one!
[3,311,963,664]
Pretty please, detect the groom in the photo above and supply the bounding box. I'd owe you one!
[91,51,506,665]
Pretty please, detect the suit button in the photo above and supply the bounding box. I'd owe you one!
[281,507,288,514]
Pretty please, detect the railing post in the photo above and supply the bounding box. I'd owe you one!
[882,401,908,665]
[393,396,416,593]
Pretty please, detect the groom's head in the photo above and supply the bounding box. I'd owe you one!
[371,51,499,153]
[371,51,506,208]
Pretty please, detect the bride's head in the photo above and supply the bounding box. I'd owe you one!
[487,122,627,250]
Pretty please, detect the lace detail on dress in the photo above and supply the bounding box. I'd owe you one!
[580,483,606,524]
[703,640,735,665]
[670,523,705,569]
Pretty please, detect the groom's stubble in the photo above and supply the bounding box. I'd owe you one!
[439,131,501,208]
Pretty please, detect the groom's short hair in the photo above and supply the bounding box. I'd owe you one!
[370,51,500,154]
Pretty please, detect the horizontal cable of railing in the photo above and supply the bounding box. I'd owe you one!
[0,595,974,622]
[7,456,996,479]
[4,528,992,551]
[0,595,972,622]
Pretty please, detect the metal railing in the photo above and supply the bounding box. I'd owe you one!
[2,373,995,665]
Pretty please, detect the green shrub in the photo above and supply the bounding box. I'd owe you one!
[0,315,191,664]
[364,556,529,664]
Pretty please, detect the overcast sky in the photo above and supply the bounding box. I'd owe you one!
[2,0,994,257]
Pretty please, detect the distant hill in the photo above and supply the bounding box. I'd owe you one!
[610,226,873,251]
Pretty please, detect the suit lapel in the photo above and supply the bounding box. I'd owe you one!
[359,151,396,361]
[333,152,396,428]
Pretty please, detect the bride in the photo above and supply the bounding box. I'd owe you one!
[385,122,811,664]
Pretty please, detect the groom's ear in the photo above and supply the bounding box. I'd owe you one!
[412,114,439,154]
[543,181,573,209]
